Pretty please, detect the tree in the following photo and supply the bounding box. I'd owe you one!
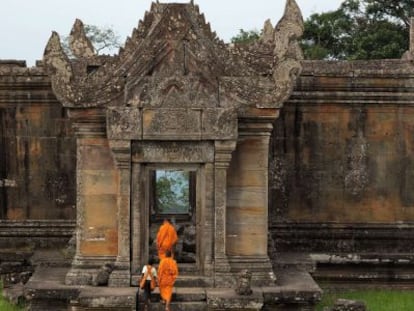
[155,170,190,214]
[301,0,410,60]
[231,29,260,44]
[62,24,121,56]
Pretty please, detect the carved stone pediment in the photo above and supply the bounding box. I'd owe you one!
[125,75,219,109]
[43,0,304,129]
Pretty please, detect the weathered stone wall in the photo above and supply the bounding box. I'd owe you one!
[0,61,76,221]
[3,55,414,272]
[270,59,414,254]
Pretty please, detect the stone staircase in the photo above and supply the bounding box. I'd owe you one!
[137,287,207,311]
[69,286,208,311]
[25,265,322,310]
[70,275,211,310]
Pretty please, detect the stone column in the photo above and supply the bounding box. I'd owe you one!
[411,17,414,53]
[65,109,119,285]
[214,140,236,287]
[203,163,215,276]
[226,108,279,285]
[130,162,143,279]
[108,140,132,287]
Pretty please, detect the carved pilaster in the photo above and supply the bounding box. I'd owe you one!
[65,108,111,286]
[130,162,143,282]
[227,108,278,286]
[108,140,132,286]
[214,140,236,287]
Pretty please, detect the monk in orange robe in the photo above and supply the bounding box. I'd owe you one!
[158,250,178,311]
[156,219,178,260]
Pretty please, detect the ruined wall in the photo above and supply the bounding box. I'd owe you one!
[270,60,414,254]
[0,61,76,221]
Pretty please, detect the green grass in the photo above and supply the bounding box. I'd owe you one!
[0,284,26,311]
[316,289,414,311]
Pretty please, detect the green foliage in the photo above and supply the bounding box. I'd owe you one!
[231,29,260,44]
[155,170,190,214]
[302,0,410,60]
[316,289,414,311]
[364,0,414,27]
[0,283,26,311]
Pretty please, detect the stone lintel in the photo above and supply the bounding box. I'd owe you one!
[107,107,237,141]
[132,141,214,163]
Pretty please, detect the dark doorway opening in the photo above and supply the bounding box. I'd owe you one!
[148,169,197,264]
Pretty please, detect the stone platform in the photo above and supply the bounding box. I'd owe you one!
[23,266,322,310]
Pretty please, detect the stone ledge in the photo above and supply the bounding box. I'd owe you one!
[206,288,263,310]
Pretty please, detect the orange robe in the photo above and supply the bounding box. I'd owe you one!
[156,220,178,260]
[158,257,178,303]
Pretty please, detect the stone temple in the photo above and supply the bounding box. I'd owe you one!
[1,1,414,310]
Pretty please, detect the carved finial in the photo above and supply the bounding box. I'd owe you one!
[43,31,73,83]
[190,0,194,5]
[274,0,303,61]
[69,19,95,58]
[271,0,304,104]
[260,19,274,43]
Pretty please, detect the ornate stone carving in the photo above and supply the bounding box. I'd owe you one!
[235,269,253,296]
[142,108,201,139]
[43,0,303,112]
[107,107,141,140]
[202,108,238,140]
[92,262,114,286]
[132,141,214,163]
[43,32,75,106]
[271,0,304,105]
[69,19,95,58]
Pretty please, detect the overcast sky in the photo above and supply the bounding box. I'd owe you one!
[0,0,344,66]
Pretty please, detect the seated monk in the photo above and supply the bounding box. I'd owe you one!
[158,250,178,311]
[156,219,178,260]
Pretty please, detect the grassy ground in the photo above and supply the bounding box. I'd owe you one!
[0,285,25,311]
[316,289,414,311]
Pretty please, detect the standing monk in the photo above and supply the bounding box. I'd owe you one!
[158,250,178,311]
[156,219,178,260]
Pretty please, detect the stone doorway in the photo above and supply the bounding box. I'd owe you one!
[130,141,213,285]
[147,166,198,266]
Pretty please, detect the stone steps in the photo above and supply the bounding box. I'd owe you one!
[137,301,207,311]
[70,302,207,311]
[25,266,322,310]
